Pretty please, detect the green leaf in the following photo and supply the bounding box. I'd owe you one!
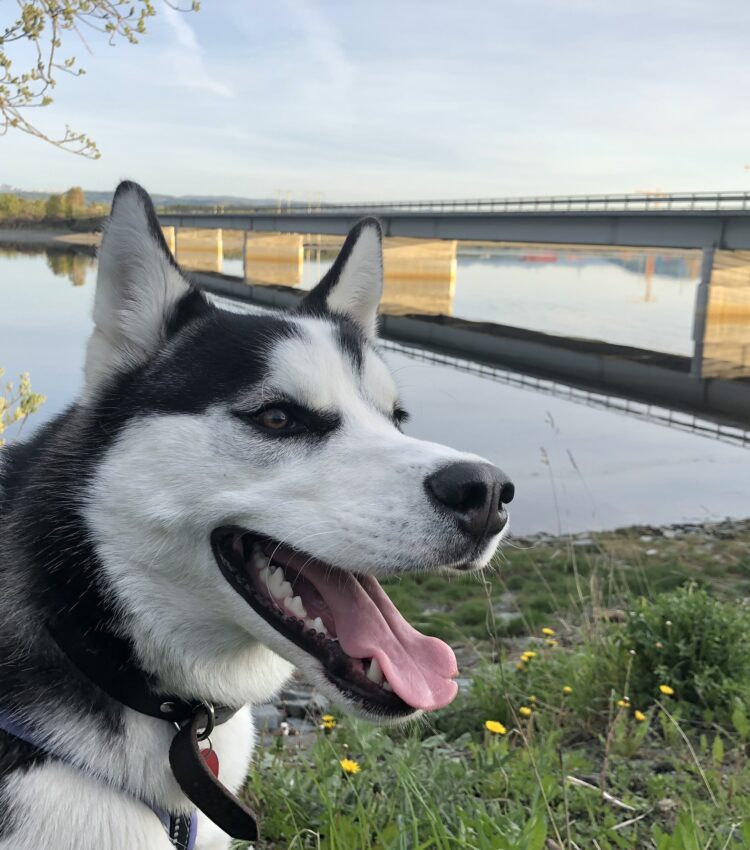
[731,702,750,741]
[711,734,724,766]
[519,814,547,850]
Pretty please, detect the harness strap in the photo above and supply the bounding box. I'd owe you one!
[0,709,196,850]
[155,807,196,850]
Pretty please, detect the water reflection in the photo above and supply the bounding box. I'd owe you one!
[4,237,748,394]
[212,232,748,382]
[218,236,703,344]
[198,231,706,357]
[0,243,96,288]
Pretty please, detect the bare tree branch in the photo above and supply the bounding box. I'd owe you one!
[0,0,200,159]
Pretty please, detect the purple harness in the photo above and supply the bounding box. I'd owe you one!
[0,708,197,849]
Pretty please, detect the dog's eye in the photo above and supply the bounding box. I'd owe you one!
[237,402,339,437]
[256,407,296,431]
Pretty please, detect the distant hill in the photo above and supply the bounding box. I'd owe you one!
[0,185,279,209]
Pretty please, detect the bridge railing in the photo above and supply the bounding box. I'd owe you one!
[310,191,750,214]
[164,191,750,216]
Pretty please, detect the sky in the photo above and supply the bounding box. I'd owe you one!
[2,0,750,202]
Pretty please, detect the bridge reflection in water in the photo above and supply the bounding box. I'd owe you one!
[167,227,458,314]
[163,225,749,428]
[702,251,750,379]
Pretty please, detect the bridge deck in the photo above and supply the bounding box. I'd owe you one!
[161,208,750,250]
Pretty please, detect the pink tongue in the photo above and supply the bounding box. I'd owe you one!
[303,563,458,711]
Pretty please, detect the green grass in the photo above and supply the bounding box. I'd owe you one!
[240,525,750,850]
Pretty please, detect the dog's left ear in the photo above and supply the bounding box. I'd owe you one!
[84,181,195,397]
[301,217,383,337]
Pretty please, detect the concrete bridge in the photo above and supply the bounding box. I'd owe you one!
[160,191,750,250]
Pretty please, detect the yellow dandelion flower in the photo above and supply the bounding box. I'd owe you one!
[322,714,336,723]
[659,684,674,697]
[515,662,526,672]
[545,639,559,648]
[519,706,533,718]
[339,758,361,774]
[521,651,537,661]
[529,695,537,704]
[542,627,556,636]
[562,685,573,696]
[617,698,630,709]
[634,710,646,722]
[484,720,507,735]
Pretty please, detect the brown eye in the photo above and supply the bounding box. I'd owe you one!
[258,407,293,430]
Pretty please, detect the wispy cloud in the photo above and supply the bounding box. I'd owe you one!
[279,0,353,86]
[161,5,233,99]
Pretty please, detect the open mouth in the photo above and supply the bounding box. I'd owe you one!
[211,527,459,717]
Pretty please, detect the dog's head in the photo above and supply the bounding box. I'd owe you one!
[82,182,513,721]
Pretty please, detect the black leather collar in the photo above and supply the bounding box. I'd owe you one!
[46,617,237,725]
[46,616,259,841]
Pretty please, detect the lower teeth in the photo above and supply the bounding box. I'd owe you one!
[367,657,385,685]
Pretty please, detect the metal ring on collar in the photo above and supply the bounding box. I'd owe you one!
[195,701,216,742]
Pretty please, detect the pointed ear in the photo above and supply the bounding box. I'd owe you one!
[301,217,383,337]
[84,181,194,397]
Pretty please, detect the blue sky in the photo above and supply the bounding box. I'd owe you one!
[3,0,750,201]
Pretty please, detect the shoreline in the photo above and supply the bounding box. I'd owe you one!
[512,515,750,546]
[0,227,99,248]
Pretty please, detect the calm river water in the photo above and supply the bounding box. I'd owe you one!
[1,243,747,535]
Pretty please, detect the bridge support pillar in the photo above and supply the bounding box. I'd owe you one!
[381,239,457,316]
[698,249,750,379]
[691,248,714,377]
[161,226,176,255]
[243,232,304,285]
[175,228,223,272]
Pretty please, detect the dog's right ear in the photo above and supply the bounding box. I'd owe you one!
[84,181,197,398]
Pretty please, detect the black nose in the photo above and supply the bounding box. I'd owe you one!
[425,461,514,543]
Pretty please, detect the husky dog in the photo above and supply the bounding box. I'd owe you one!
[0,182,513,849]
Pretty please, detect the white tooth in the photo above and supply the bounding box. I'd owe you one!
[311,616,328,635]
[284,595,307,619]
[382,682,393,692]
[277,580,293,600]
[367,657,384,685]
[268,569,285,597]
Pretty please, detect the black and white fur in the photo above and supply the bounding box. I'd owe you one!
[0,183,510,849]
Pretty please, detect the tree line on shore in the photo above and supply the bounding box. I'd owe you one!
[0,188,108,226]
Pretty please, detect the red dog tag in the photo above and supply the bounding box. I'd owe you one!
[201,747,220,778]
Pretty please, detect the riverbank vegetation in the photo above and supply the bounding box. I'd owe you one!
[0,368,45,447]
[244,523,750,849]
[0,187,106,227]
